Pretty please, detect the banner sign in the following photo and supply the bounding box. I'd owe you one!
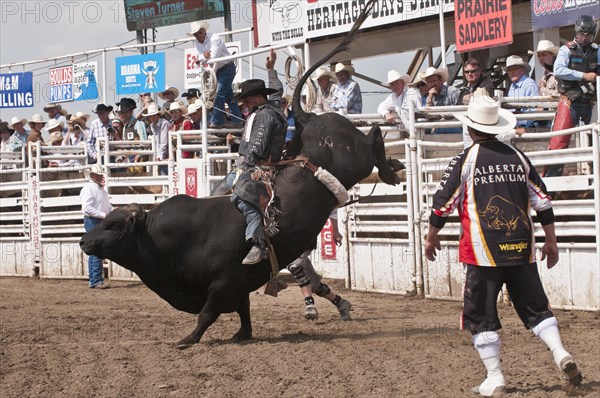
[73,62,99,102]
[0,72,34,108]
[531,0,600,30]
[49,66,73,103]
[184,42,242,89]
[320,218,337,260]
[115,53,165,96]
[262,0,455,46]
[455,0,512,52]
[124,0,224,32]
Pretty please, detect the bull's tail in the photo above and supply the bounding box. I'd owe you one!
[291,0,376,127]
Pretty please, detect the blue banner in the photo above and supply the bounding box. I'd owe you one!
[115,53,165,96]
[531,0,600,30]
[0,72,34,108]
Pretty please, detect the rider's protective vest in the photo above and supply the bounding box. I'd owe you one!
[557,41,599,101]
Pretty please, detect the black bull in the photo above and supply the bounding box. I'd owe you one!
[80,123,401,348]
[80,0,399,348]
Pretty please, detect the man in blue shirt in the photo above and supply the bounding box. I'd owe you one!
[505,55,540,128]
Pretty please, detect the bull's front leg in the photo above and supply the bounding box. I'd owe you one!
[231,293,252,341]
[177,291,225,349]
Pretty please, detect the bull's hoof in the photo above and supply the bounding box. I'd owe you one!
[388,158,405,171]
[231,328,252,342]
[176,335,199,350]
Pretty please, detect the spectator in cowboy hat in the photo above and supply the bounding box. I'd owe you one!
[505,55,540,128]
[406,71,428,108]
[110,119,124,141]
[65,112,90,148]
[158,86,180,109]
[115,98,147,141]
[332,62,362,114]
[425,94,582,395]
[378,69,411,127]
[184,101,205,130]
[312,67,340,113]
[189,20,243,128]
[27,114,46,146]
[143,103,169,175]
[168,102,194,158]
[7,116,29,152]
[87,103,114,164]
[182,88,201,105]
[529,40,560,97]
[425,66,460,107]
[80,163,113,289]
[43,103,68,135]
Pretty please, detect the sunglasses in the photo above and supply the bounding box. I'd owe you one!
[464,69,480,74]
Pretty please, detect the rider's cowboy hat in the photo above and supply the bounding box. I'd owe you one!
[334,62,355,75]
[504,55,531,74]
[233,79,278,102]
[83,164,106,180]
[7,116,28,129]
[455,95,516,135]
[43,103,62,113]
[115,98,137,112]
[528,40,559,55]
[158,86,180,100]
[383,70,411,86]
[167,101,188,114]
[314,67,338,83]
[142,103,164,117]
[424,66,449,83]
[187,21,209,36]
[92,103,113,113]
[46,119,64,132]
[28,114,47,128]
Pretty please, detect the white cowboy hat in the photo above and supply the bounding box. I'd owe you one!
[43,103,62,113]
[46,119,64,132]
[7,116,28,129]
[184,101,204,116]
[504,55,531,74]
[83,164,106,180]
[187,21,209,36]
[158,86,180,100]
[28,114,47,127]
[408,71,428,87]
[528,39,559,55]
[383,70,411,86]
[68,111,91,127]
[47,131,63,145]
[424,66,449,83]
[334,63,355,75]
[168,101,188,114]
[314,67,338,83]
[455,95,516,135]
[142,103,164,117]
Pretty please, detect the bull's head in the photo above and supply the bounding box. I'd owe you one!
[79,203,146,263]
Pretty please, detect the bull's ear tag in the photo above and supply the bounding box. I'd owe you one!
[264,277,287,297]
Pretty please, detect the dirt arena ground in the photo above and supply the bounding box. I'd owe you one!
[1,277,598,398]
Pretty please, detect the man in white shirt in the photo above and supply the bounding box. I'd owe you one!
[188,21,243,128]
[377,70,411,129]
[80,164,113,289]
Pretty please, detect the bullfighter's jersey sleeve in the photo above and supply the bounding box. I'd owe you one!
[429,141,552,267]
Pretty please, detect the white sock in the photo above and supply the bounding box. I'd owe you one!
[533,317,570,368]
[472,331,505,395]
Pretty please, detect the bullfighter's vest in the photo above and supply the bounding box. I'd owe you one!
[238,102,288,168]
[557,41,599,101]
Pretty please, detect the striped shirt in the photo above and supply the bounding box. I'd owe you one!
[87,118,111,162]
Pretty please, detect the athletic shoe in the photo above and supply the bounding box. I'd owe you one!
[304,304,318,320]
[559,356,583,387]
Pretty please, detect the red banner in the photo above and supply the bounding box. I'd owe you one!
[320,218,337,260]
[454,0,512,53]
[185,168,198,198]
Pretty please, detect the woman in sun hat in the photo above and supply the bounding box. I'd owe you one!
[425,94,582,396]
